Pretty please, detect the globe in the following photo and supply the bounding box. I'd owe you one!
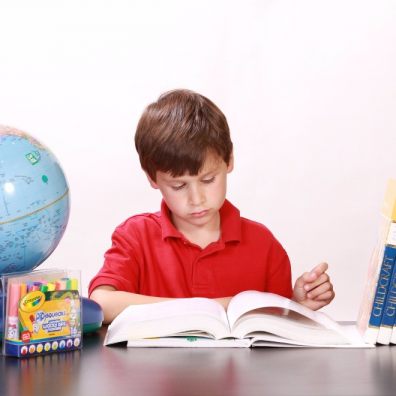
[0,125,70,274]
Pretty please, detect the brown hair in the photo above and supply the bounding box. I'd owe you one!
[135,89,233,181]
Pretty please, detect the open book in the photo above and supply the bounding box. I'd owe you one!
[104,291,373,348]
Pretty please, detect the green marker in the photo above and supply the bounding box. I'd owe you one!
[40,284,48,293]
[42,175,48,184]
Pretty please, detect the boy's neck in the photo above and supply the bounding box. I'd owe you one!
[171,212,221,249]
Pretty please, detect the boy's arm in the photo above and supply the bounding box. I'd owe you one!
[292,262,335,310]
[91,286,233,323]
[90,286,174,323]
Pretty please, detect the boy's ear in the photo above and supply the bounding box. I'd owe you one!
[227,152,234,173]
[145,172,159,189]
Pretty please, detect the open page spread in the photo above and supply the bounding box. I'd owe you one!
[104,291,374,348]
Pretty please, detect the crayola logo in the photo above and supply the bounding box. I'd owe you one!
[20,291,46,313]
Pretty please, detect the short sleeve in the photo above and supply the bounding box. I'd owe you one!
[265,241,293,299]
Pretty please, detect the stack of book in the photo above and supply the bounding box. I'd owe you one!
[357,179,396,345]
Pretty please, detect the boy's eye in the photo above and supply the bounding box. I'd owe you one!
[202,177,215,184]
[171,184,185,191]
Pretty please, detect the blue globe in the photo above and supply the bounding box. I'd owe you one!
[0,126,70,274]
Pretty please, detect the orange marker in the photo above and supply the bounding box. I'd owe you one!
[20,283,28,299]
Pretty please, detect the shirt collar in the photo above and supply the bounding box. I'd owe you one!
[160,199,241,243]
[160,200,184,239]
[219,200,241,243]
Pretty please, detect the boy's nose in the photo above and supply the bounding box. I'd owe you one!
[188,185,205,206]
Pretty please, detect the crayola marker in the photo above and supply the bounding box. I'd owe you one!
[20,283,28,299]
[40,284,48,293]
[65,278,72,290]
[27,282,41,292]
[70,278,79,290]
[62,277,76,290]
[6,283,20,340]
[32,282,43,291]
[55,280,66,291]
[18,283,28,337]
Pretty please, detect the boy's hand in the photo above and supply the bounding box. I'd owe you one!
[292,262,335,311]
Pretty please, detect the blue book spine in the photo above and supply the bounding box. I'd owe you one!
[377,249,396,343]
[367,245,396,340]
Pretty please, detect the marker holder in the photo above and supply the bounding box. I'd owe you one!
[1,269,82,358]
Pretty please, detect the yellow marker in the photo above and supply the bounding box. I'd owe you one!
[70,279,79,290]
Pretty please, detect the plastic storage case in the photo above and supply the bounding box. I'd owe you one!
[1,269,82,357]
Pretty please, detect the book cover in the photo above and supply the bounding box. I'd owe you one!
[357,179,396,342]
[368,243,396,344]
[377,240,396,344]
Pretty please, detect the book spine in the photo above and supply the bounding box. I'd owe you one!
[364,244,396,344]
[387,222,396,344]
[377,245,396,344]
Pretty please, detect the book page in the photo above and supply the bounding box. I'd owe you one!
[105,297,230,345]
[250,325,374,348]
[227,291,355,343]
[231,309,362,345]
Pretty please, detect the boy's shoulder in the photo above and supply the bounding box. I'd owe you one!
[116,210,162,231]
[240,215,271,231]
[237,214,285,252]
[112,211,164,242]
[240,215,276,238]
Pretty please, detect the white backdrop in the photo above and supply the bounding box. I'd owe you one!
[1,0,395,320]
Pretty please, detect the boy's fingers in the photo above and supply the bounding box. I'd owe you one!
[294,272,315,289]
[304,273,330,292]
[306,281,332,299]
[296,263,329,288]
[294,263,332,303]
[313,290,335,302]
[310,262,328,276]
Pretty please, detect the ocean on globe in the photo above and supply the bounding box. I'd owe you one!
[0,125,70,275]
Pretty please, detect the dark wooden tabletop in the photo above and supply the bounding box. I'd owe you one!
[1,326,396,396]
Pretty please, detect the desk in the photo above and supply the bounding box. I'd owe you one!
[1,327,395,396]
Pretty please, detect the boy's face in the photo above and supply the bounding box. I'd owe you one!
[147,152,234,233]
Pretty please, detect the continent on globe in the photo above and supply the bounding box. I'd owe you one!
[0,125,70,274]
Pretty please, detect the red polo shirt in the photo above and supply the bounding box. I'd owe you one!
[88,200,293,299]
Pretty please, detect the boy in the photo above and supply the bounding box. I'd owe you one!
[89,89,334,323]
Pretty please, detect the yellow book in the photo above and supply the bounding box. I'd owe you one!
[381,179,396,221]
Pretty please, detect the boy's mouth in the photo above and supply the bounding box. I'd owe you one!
[190,210,208,218]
